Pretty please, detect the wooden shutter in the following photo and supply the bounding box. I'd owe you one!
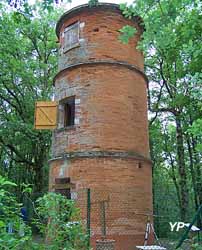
[34,101,58,130]
[64,22,79,52]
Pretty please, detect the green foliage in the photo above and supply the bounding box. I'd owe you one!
[0,176,32,250]
[88,0,99,7]
[0,175,89,250]
[0,0,201,245]
[0,1,63,194]
[0,176,17,187]
[34,192,89,250]
[119,3,136,20]
[21,183,33,196]
[120,0,202,229]
[119,25,137,44]
[8,0,71,11]
[188,119,202,151]
[191,243,202,250]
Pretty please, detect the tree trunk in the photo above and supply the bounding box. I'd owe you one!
[175,114,189,221]
[33,163,44,195]
[191,137,202,203]
[186,137,200,221]
[190,136,202,228]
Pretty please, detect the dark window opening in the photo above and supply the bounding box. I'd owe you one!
[55,188,71,199]
[55,177,71,184]
[138,162,142,168]
[63,96,75,127]
[55,177,71,199]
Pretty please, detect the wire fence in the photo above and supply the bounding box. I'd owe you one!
[23,188,202,250]
[75,188,202,250]
[74,188,154,250]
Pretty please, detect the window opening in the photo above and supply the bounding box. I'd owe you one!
[55,188,71,199]
[55,177,71,199]
[63,96,75,127]
[64,22,79,52]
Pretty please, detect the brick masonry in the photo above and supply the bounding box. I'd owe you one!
[52,65,149,158]
[50,4,153,250]
[57,5,144,72]
[96,239,115,250]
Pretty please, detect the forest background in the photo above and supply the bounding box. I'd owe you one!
[0,0,201,240]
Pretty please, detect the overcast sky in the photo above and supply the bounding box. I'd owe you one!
[61,0,133,11]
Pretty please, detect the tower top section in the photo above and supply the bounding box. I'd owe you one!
[56,3,144,38]
[55,2,146,78]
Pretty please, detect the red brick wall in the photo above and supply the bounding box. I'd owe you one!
[57,7,144,71]
[53,65,149,158]
[49,157,153,250]
[50,4,153,250]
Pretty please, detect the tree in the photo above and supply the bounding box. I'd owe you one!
[120,0,202,223]
[0,175,89,250]
[0,2,62,194]
[0,175,32,249]
[2,0,202,233]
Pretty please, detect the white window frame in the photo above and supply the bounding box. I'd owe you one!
[63,22,80,53]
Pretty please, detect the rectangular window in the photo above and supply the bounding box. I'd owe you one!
[63,96,75,127]
[55,177,71,199]
[58,96,75,129]
[64,22,79,52]
[55,188,71,199]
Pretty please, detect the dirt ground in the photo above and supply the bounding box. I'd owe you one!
[159,239,192,250]
[33,236,193,249]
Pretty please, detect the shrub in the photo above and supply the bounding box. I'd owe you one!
[0,176,32,249]
[0,175,89,250]
[35,192,89,250]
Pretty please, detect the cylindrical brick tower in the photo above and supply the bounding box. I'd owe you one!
[49,3,153,250]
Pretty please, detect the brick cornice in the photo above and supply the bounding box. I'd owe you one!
[56,3,145,38]
[48,150,152,164]
[53,60,148,86]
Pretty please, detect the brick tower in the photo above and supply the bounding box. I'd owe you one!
[49,3,153,250]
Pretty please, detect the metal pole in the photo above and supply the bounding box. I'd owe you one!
[176,203,202,249]
[87,188,91,248]
[100,201,106,237]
